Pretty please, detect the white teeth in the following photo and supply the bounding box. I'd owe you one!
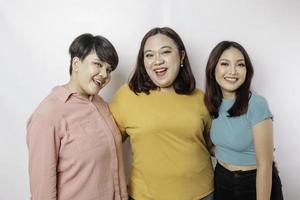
[225,77,238,82]
[93,79,104,86]
[154,68,167,73]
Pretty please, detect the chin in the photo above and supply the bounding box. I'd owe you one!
[155,80,172,87]
[87,90,100,96]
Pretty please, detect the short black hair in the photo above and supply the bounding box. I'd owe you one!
[204,41,254,118]
[69,33,118,75]
[129,27,195,95]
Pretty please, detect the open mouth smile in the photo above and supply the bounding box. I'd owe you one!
[154,67,168,77]
[224,77,239,83]
[93,78,106,87]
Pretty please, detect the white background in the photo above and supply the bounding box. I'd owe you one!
[1,0,299,199]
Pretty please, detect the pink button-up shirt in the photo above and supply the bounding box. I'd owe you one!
[27,86,128,200]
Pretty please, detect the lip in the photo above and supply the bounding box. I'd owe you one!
[224,77,239,82]
[153,67,168,77]
[153,67,167,72]
[93,77,106,87]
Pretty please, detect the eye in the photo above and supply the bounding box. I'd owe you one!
[237,63,245,67]
[94,62,102,67]
[106,67,113,74]
[162,50,171,55]
[220,62,229,66]
[145,53,154,58]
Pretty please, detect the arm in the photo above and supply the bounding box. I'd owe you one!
[109,89,128,143]
[27,114,60,200]
[203,108,215,156]
[253,118,274,200]
[203,130,215,157]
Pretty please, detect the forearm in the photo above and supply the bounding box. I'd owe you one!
[256,163,272,200]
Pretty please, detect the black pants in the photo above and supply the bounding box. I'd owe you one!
[214,162,284,200]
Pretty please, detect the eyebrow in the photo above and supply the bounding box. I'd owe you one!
[219,58,245,62]
[161,45,172,49]
[144,50,152,54]
[144,45,173,54]
[91,56,101,61]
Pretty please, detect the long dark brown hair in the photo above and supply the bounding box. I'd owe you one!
[204,41,254,118]
[129,27,195,95]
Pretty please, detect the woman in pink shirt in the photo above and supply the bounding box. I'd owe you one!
[27,33,128,200]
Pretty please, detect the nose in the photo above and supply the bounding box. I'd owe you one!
[99,67,108,78]
[154,53,164,66]
[229,65,237,74]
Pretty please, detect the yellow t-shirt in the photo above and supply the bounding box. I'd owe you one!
[110,84,214,200]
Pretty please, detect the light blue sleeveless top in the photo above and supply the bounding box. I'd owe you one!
[210,93,273,166]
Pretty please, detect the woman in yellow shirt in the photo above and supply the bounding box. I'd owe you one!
[110,27,214,200]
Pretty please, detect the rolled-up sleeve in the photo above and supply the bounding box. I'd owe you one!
[27,114,60,200]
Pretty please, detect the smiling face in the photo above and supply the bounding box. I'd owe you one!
[143,34,182,92]
[70,52,112,96]
[215,47,247,99]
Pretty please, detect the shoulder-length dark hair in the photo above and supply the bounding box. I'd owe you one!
[204,41,254,118]
[129,27,195,95]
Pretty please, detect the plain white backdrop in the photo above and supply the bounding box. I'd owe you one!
[1,0,299,199]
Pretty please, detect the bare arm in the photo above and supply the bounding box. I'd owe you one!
[253,118,274,200]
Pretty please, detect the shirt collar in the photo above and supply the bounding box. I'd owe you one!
[52,86,95,103]
[52,86,73,103]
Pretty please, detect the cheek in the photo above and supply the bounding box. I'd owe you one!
[144,59,152,69]
[169,55,180,65]
[214,70,224,85]
[77,71,89,83]
[214,68,223,79]
[144,67,153,76]
[215,76,223,87]
[105,76,111,84]
[241,70,247,81]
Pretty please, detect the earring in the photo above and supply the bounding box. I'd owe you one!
[180,62,184,68]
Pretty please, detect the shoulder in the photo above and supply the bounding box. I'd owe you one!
[249,92,270,109]
[118,84,132,93]
[94,94,107,105]
[28,93,60,127]
[33,93,61,117]
[110,84,135,110]
[190,88,205,101]
[94,94,109,108]
[114,84,135,98]
[187,88,208,109]
[247,92,273,125]
[194,88,204,96]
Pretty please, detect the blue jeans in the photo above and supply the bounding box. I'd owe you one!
[214,162,283,200]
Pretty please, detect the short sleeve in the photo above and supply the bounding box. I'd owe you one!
[247,94,273,126]
[109,85,127,134]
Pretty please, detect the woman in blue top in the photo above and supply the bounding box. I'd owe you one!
[204,41,283,200]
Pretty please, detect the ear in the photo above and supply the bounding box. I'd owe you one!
[72,57,81,72]
[181,51,186,62]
